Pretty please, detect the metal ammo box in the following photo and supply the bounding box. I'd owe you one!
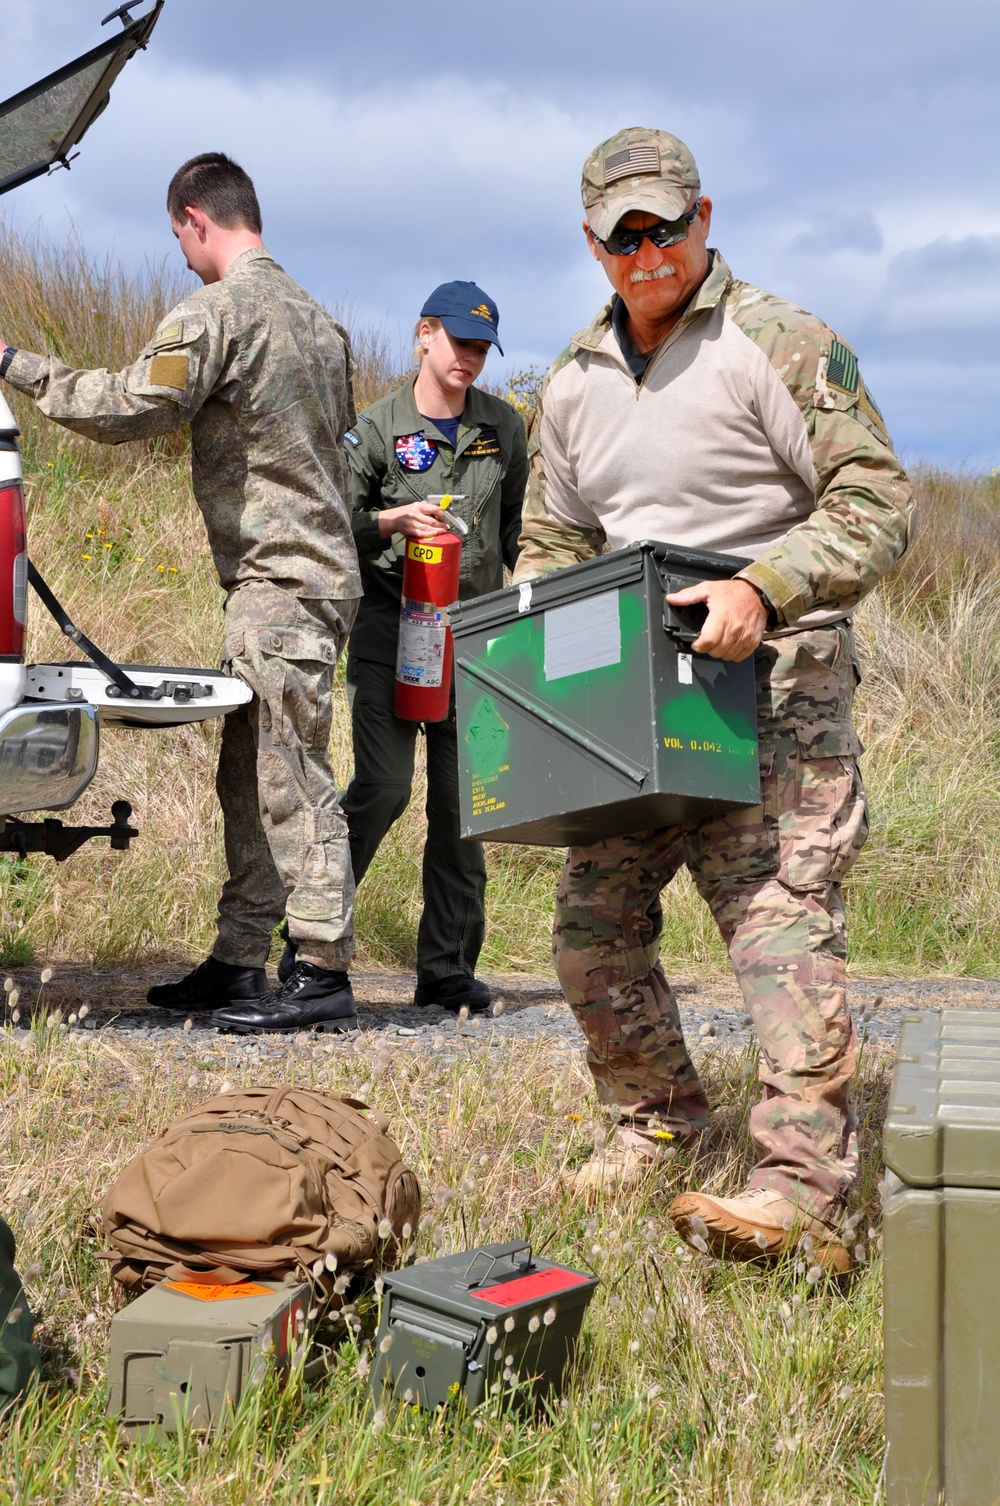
[107,1277,311,1438]
[883,1009,1000,1505]
[451,541,759,845]
[368,1240,598,1409]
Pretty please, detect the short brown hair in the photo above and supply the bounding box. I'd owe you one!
[166,153,262,232]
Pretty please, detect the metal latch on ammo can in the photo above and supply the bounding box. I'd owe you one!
[368,1239,599,1411]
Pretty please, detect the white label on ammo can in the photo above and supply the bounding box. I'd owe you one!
[678,653,693,685]
[543,589,621,681]
[396,600,447,686]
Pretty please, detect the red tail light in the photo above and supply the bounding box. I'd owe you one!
[0,483,26,658]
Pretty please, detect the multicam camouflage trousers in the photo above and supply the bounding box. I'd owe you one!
[554,622,869,1218]
[213,581,358,972]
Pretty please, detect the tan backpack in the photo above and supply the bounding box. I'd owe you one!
[100,1086,421,1292]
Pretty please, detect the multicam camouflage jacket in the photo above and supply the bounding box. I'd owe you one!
[512,250,914,628]
[4,248,361,603]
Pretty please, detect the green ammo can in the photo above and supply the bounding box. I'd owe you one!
[883,1009,1000,1505]
[106,1277,311,1439]
[368,1241,598,1410]
[451,541,759,845]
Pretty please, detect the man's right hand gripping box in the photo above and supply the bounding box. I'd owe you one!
[451,542,760,846]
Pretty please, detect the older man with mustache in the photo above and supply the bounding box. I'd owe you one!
[513,127,913,1269]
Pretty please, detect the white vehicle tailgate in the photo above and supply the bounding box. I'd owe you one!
[25,662,253,727]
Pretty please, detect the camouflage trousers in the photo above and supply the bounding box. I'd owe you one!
[554,622,868,1218]
[213,581,357,972]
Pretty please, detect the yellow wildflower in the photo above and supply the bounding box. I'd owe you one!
[80,554,91,561]
[652,1130,676,1141]
[565,1113,584,1122]
[168,566,178,573]
[157,564,165,573]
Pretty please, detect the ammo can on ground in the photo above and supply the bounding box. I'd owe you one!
[884,1009,1000,1505]
[368,1241,598,1410]
[106,1278,311,1438]
[451,541,759,846]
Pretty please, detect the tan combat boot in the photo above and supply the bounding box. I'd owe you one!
[669,1186,851,1273]
[567,1125,692,1201]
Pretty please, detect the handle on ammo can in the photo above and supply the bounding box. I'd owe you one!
[660,573,710,648]
[462,1241,533,1288]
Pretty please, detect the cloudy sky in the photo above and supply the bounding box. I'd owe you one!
[4,0,997,470]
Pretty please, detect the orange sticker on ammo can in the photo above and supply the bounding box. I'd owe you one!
[406,540,444,564]
[163,1280,273,1302]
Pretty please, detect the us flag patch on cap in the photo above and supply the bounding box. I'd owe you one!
[604,144,660,184]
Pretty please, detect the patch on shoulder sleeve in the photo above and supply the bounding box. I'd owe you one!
[827,338,859,394]
[151,321,185,351]
[856,382,890,443]
[344,430,361,447]
[148,352,190,391]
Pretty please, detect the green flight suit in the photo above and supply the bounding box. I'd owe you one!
[0,1217,38,1412]
[344,374,528,983]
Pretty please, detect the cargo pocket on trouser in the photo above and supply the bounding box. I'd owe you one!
[784,733,869,891]
[248,626,354,960]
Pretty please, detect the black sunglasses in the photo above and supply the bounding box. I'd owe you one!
[592,200,702,256]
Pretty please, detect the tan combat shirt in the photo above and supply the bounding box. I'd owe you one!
[514,251,913,628]
[5,248,361,603]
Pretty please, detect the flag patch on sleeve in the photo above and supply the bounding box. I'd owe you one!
[827,339,859,394]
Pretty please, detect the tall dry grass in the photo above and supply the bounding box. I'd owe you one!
[0,220,997,976]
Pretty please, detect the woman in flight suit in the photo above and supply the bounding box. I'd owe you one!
[285,281,528,1012]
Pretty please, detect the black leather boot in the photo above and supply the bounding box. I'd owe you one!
[413,974,491,1013]
[147,956,268,1012]
[212,962,357,1034]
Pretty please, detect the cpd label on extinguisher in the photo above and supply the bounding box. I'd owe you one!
[396,601,447,686]
[406,540,444,565]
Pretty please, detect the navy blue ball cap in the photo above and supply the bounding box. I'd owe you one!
[420,280,503,355]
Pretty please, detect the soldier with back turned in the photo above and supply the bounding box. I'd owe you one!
[0,152,361,1033]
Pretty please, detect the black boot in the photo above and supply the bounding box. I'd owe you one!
[212,962,357,1034]
[413,974,491,1013]
[276,920,298,985]
[147,956,268,1012]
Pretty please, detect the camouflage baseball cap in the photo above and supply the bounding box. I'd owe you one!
[582,127,700,241]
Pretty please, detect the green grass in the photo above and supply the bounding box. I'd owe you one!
[0,1019,890,1505]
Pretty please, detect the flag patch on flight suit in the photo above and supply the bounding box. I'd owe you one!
[827,339,859,394]
[464,427,502,458]
[395,432,437,471]
[148,353,189,391]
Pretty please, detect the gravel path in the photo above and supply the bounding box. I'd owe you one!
[6,963,1000,1068]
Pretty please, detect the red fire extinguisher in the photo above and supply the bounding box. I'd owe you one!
[394,510,467,722]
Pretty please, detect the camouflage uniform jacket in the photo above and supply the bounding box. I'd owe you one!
[346,374,528,666]
[4,248,361,602]
[513,251,913,628]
